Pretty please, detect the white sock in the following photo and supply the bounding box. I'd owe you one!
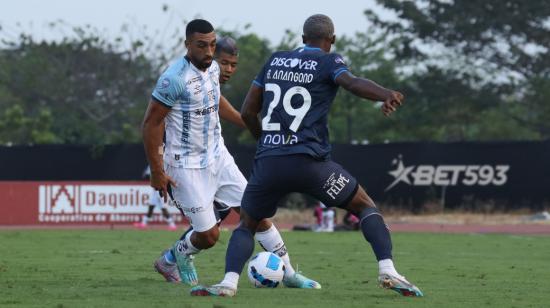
[218,272,240,289]
[255,224,296,278]
[175,230,200,256]
[142,216,149,224]
[323,210,335,231]
[379,259,399,276]
[166,217,175,226]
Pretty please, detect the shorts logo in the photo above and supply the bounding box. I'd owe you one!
[384,155,510,192]
[183,206,206,214]
[323,172,350,200]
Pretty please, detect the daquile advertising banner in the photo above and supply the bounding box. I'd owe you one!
[0,181,188,225]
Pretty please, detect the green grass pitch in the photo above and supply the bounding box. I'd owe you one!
[1,229,549,307]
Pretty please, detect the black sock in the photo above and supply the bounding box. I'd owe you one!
[359,207,393,261]
[225,226,255,274]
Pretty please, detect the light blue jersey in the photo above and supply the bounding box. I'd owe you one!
[152,57,222,168]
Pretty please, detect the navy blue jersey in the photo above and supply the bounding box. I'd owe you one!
[253,45,349,160]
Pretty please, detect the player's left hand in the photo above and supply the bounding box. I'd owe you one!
[382,91,404,116]
[150,170,177,203]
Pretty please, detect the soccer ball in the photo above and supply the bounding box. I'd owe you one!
[247,251,285,288]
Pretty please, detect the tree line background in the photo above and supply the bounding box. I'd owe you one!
[0,0,548,146]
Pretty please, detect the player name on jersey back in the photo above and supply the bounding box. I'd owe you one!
[253,46,349,160]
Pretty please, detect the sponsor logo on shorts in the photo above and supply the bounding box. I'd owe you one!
[323,172,350,200]
[385,155,510,192]
[182,206,206,215]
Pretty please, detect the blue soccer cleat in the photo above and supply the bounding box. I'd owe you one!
[171,245,198,286]
[283,272,322,289]
[378,273,423,297]
[190,284,237,297]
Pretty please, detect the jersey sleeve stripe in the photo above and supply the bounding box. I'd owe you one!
[151,94,173,109]
[332,68,349,81]
[252,80,264,88]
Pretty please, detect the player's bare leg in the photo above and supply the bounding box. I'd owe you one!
[156,225,220,285]
[346,185,423,297]
[190,209,258,297]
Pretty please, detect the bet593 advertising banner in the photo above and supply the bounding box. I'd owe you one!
[329,141,550,209]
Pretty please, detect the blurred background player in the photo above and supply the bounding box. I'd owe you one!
[313,201,335,232]
[142,20,319,288]
[134,165,177,231]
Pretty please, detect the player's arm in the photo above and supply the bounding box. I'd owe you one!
[335,71,404,116]
[142,98,175,202]
[219,95,246,128]
[240,84,264,140]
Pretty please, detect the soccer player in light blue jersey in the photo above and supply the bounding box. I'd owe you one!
[142,19,319,289]
[191,14,423,298]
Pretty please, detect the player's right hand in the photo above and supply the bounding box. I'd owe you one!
[150,171,177,203]
[382,91,404,116]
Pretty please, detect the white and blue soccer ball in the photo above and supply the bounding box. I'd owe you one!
[247,251,285,288]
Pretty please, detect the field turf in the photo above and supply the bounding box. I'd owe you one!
[1,229,549,307]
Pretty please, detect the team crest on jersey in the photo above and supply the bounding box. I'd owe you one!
[158,78,170,89]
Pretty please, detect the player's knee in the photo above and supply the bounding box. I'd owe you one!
[345,186,376,216]
[239,210,260,235]
[256,218,273,232]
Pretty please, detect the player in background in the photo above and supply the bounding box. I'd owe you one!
[314,202,335,232]
[191,14,423,297]
[134,165,177,230]
[142,20,319,289]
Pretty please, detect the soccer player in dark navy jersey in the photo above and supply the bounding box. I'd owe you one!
[191,14,423,297]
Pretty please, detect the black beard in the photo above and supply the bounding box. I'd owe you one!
[195,60,212,70]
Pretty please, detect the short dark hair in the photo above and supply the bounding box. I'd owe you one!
[186,19,214,39]
[303,14,334,40]
[216,36,239,57]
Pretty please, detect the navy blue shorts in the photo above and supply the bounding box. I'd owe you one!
[242,154,359,220]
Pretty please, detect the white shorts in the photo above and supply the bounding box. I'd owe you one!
[148,187,168,209]
[164,147,246,232]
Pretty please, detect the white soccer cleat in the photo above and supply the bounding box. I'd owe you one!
[378,273,423,297]
[190,284,237,297]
